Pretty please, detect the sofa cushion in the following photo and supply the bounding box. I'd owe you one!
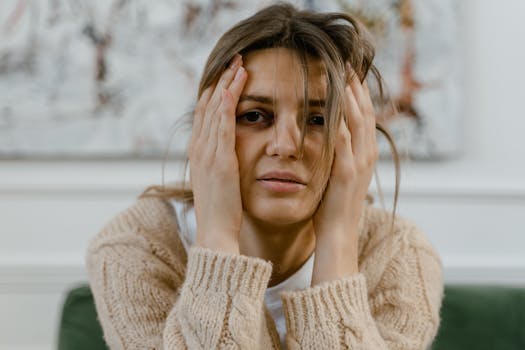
[58,283,525,350]
[57,284,109,350]
[432,284,525,350]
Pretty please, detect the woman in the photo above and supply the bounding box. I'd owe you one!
[87,3,443,349]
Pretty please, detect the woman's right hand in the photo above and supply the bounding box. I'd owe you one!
[188,54,248,253]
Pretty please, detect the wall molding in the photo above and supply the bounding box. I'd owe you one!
[0,263,87,294]
[1,160,524,291]
[441,256,525,286]
[1,257,524,294]
[2,160,525,198]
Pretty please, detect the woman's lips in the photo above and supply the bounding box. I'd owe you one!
[257,179,306,192]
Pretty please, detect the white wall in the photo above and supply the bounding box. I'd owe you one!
[1,0,525,349]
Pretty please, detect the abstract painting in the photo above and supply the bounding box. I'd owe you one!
[0,0,460,159]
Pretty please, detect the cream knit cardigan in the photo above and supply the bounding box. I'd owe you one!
[86,195,443,349]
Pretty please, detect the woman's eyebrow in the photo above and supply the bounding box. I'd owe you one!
[239,94,325,107]
[239,94,273,104]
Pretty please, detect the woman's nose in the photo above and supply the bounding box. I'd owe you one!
[265,113,302,160]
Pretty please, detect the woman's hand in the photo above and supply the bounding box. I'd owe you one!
[311,66,378,285]
[188,54,247,253]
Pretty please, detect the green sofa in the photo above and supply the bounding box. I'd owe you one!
[57,284,525,350]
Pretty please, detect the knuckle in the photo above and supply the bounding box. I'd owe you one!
[219,69,234,85]
[345,164,358,180]
[194,102,204,116]
[190,150,203,163]
[339,158,355,174]
[355,158,367,170]
[196,149,211,164]
[204,158,215,171]
[215,160,231,177]
[205,100,217,117]
[220,100,230,114]
[363,153,377,168]
[193,106,203,118]
[354,122,365,133]
[188,140,197,155]
[338,128,351,143]
[219,125,230,138]
[219,126,229,139]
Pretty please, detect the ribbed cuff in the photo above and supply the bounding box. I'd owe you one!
[281,273,371,332]
[185,246,273,300]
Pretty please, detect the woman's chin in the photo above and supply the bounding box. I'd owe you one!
[244,200,313,226]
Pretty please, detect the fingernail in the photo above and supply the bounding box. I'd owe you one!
[234,66,245,81]
[229,54,242,70]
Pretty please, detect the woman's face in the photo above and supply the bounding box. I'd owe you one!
[235,48,329,225]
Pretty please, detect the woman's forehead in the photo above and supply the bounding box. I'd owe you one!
[242,48,328,99]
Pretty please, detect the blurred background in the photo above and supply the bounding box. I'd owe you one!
[1,0,524,349]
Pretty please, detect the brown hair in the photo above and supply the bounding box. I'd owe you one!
[141,3,400,224]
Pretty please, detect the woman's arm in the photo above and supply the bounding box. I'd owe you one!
[284,65,443,348]
[165,246,274,349]
[87,54,261,349]
[281,221,444,349]
[310,66,378,286]
[189,54,247,255]
[86,200,277,349]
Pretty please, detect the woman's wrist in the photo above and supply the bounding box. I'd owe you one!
[311,230,359,286]
[196,233,240,254]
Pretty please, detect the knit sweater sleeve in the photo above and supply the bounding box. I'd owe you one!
[280,219,444,350]
[86,199,276,349]
[165,246,274,349]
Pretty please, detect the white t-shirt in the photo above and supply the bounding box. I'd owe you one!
[171,199,314,349]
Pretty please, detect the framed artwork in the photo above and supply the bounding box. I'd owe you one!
[0,0,460,159]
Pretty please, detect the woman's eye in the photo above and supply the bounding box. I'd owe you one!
[309,114,325,126]
[237,111,270,124]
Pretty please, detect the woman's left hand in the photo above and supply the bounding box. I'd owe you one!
[311,67,378,286]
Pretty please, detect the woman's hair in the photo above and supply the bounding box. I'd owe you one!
[141,3,400,223]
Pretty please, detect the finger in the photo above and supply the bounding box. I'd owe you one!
[347,63,367,114]
[191,86,213,147]
[205,88,225,162]
[205,54,243,123]
[361,80,375,117]
[347,64,375,137]
[208,66,243,153]
[333,116,354,178]
[344,84,365,157]
[228,66,247,105]
[219,67,247,154]
[346,63,378,160]
[216,88,236,156]
[362,81,378,152]
[202,55,243,143]
[206,61,244,160]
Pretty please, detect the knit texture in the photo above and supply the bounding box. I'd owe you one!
[86,195,444,349]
